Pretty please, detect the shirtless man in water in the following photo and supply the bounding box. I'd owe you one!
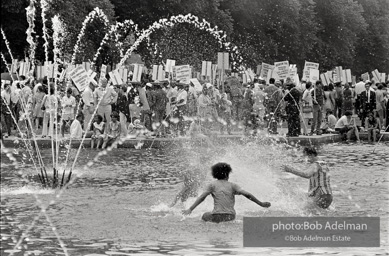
[182,162,271,223]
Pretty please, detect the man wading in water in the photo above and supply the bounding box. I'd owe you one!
[282,147,333,209]
[182,162,271,223]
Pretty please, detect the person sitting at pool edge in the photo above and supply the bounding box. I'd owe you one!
[102,111,121,149]
[334,110,360,143]
[282,147,333,209]
[364,112,380,144]
[182,162,271,223]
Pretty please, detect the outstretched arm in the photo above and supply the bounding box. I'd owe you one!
[182,191,210,215]
[283,165,311,179]
[240,190,270,208]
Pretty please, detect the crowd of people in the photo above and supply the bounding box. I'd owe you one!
[1,73,388,147]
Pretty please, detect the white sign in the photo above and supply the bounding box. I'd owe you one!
[132,64,143,82]
[309,69,319,83]
[100,64,107,79]
[190,78,203,92]
[174,65,191,84]
[217,52,229,70]
[260,62,274,84]
[273,61,289,80]
[303,61,319,81]
[372,69,380,82]
[68,65,89,92]
[201,61,212,77]
[165,59,176,73]
[381,73,386,83]
[345,69,352,83]
[152,65,164,81]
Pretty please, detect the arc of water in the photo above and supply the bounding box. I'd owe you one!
[118,14,244,69]
[91,20,138,68]
[71,7,110,65]
[268,88,313,146]
[40,0,50,65]
[1,28,16,61]
[1,52,15,81]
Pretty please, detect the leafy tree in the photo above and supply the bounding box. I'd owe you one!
[353,0,389,75]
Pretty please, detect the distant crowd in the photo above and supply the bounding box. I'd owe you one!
[1,74,388,147]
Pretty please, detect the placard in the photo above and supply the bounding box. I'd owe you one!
[260,62,274,84]
[174,65,191,84]
[132,64,143,82]
[201,61,212,77]
[345,69,352,83]
[341,70,347,84]
[256,65,262,76]
[100,64,107,79]
[371,69,380,82]
[320,73,330,86]
[274,61,290,80]
[166,59,176,73]
[217,52,229,70]
[381,73,386,83]
[68,65,89,92]
[309,69,319,83]
[190,78,203,92]
[361,72,370,82]
[303,61,319,81]
[152,65,164,81]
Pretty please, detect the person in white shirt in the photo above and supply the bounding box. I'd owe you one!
[334,111,360,142]
[354,78,365,99]
[61,88,76,137]
[94,78,117,125]
[41,86,58,138]
[70,114,84,139]
[82,82,96,131]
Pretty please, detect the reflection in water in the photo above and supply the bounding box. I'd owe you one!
[1,141,388,255]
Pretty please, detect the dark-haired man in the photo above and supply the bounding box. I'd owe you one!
[357,80,376,125]
[335,111,360,142]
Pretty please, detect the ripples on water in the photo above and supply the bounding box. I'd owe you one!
[1,140,388,255]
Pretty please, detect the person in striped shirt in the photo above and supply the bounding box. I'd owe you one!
[283,147,333,209]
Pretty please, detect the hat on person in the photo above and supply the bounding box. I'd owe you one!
[206,83,213,89]
[365,80,372,85]
[146,82,152,87]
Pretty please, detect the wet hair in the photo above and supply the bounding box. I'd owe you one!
[96,114,103,122]
[211,162,232,180]
[344,110,352,116]
[269,78,275,84]
[303,147,318,157]
[111,111,119,119]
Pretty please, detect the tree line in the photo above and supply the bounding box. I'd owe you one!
[1,0,388,75]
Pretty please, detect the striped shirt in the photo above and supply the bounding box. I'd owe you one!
[308,161,332,196]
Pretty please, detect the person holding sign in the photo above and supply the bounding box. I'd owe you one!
[94,78,117,125]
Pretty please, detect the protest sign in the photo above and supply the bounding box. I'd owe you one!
[190,78,203,92]
[201,61,212,77]
[59,69,67,82]
[288,66,298,83]
[371,69,380,82]
[132,64,143,82]
[345,69,352,83]
[320,73,330,86]
[341,70,347,84]
[83,62,91,71]
[68,65,89,92]
[217,52,229,70]
[260,62,274,84]
[242,73,248,84]
[361,72,370,82]
[273,61,289,80]
[211,64,218,83]
[152,65,164,81]
[381,73,386,83]
[100,64,107,79]
[165,59,175,73]
[256,65,262,76]
[174,65,191,84]
[309,69,319,83]
[303,61,319,81]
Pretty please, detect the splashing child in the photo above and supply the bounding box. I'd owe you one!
[283,147,333,209]
[182,162,271,223]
